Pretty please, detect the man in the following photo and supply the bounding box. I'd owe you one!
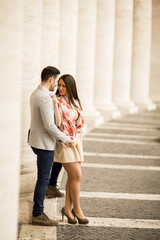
[28,66,73,226]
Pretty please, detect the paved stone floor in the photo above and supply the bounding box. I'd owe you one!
[18,108,160,239]
[57,108,160,240]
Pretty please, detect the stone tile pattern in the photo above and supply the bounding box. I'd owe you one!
[57,109,160,240]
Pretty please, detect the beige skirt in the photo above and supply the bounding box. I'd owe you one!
[54,138,84,163]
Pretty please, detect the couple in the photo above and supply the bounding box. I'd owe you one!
[28,66,89,226]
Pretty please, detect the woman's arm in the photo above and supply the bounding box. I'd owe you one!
[72,108,84,145]
[50,95,62,127]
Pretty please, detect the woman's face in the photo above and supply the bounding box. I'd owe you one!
[58,79,68,96]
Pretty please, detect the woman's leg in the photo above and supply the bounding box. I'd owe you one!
[64,177,72,217]
[63,162,85,219]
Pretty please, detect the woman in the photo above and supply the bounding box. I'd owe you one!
[51,74,89,225]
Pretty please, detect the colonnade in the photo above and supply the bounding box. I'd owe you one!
[0,0,160,239]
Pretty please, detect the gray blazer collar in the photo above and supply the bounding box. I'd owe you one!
[38,85,49,94]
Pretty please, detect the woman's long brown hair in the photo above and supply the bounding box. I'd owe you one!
[56,74,82,110]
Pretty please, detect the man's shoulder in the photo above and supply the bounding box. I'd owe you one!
[31,86,50,101]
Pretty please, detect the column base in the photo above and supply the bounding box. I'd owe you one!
[136,100,157,111]
[20,148,36,174]
[154,101,160,108]
[84,108,104,132]
[96,103,121,121]
[132,97,157,111]
[19,194,57,224]
[114,100,139,115]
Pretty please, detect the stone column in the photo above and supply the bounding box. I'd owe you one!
[21,0,42,175]
[0,1,22,240]
[76,0,103,129]
[94,0,120,119]
[112,0,138,114]
[149,0,160,103]
[41,0,59,69]
[18,0,43,226]
[131,0,156,110]
[58,0,78,77]
[19,0,43,211]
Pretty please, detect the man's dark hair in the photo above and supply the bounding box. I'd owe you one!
[41,66,60,82]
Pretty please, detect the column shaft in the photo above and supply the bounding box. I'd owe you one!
[131,0,156,110]
[21,0,42,173]
[58,0,78,76]
[94,0,116,110]
[112,0,137,113]
[76,0,97,111]
[150,0,160,103]
[76,0,103,128]
[0,1,22,239]
[41,0,59,68]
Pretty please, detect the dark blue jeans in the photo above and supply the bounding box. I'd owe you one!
[31,147,54,217]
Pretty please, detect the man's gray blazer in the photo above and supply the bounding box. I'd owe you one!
[28,85,68,150]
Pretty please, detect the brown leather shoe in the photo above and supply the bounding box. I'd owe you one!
[32,213,58,226]
[46,185,64,198]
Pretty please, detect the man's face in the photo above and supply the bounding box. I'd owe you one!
[49,76,59,91]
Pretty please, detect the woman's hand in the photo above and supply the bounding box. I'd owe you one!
[50,94,61,126]
[71,134,80,146]
[50,94,58,105]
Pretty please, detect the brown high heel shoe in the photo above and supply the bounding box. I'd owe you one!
[72,209,89,224]
[61,207,77,224]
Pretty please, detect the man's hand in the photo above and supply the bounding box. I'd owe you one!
[65,137,74,147]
